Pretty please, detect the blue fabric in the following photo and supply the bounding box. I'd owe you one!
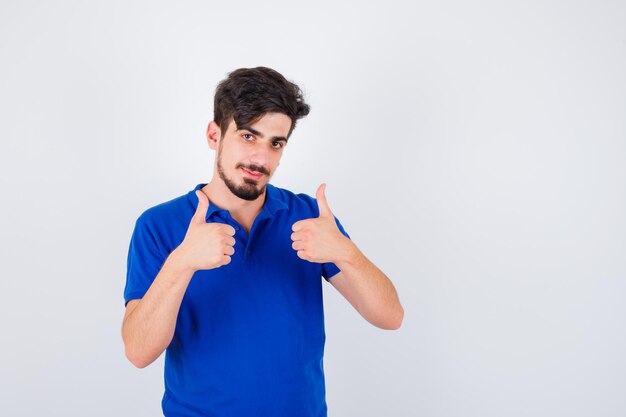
[124,183,350,417]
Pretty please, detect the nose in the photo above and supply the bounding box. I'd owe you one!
[249,143,269,168]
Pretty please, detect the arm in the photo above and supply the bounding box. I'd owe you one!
[122,250,194,368]
[290,183,404,330]
[122,190,236,368]
[328,241,403,330]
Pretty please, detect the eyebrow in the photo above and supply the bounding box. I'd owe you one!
[237,125,288,143]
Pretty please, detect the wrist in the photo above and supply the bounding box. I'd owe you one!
[166,247,197,275]
[334,237,361,267]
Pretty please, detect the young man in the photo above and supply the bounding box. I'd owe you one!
[122,67,403,417]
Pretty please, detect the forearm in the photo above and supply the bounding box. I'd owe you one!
[335,241,404,329]
[122,249,194,368]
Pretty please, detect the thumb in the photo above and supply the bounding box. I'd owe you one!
[316,183,333,218]
[191,190,209,225]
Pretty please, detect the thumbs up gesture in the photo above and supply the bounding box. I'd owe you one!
[176,190,237,272]
[291,184,351,264]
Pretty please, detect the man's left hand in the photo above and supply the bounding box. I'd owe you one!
[291,183,352,264]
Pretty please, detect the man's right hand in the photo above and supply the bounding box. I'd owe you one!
[175,190,236,272]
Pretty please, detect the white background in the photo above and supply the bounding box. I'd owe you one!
[1,1,625,416]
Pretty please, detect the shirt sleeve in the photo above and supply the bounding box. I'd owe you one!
[321,215,351,281]
[123,213,167,306]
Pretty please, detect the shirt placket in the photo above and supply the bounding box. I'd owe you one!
[218,211,271,264]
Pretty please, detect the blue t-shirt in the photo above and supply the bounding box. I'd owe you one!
[124,183,350,417]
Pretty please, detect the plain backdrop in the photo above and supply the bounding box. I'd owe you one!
[1,1,625,416]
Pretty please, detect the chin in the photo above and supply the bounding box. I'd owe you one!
[232,181,266,201]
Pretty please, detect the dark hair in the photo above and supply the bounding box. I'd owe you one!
[213,67,310,138]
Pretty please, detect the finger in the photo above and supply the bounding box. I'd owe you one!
[296,250,308,261]
[291,231,309,242]
[292,241,305,251]
[316,183,333,218]
[292,220,304,232]
[225,236,236,246]
[224,245,235,256]
[192,190,209,225]
[222,224,236,236]
[220,255,232,266]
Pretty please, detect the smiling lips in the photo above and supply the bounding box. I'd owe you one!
[242,168,263,180]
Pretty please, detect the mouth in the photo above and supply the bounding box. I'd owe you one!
[241,168,264,180]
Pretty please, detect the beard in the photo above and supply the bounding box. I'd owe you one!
[217,149,270,201]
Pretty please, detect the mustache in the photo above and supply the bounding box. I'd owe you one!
[236,163,270,176]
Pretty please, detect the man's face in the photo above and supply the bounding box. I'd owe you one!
[215,112,292,201]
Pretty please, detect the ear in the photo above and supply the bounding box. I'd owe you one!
[206,121,221,151]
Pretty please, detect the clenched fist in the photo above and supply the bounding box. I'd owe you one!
[176,190,236,271]
[290,183,352,264]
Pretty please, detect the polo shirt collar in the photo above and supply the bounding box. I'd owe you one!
[187,182,288,221]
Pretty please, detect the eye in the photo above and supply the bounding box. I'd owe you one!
[242,133,254,141]
[272,141,284,149]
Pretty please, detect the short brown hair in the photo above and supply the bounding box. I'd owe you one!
[213,67,310,138]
